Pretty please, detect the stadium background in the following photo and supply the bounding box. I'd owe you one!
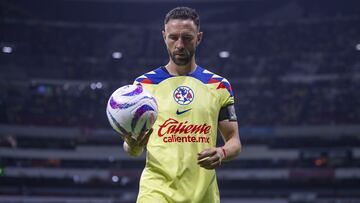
[1,0,360,202]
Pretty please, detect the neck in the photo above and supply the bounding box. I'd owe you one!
[165,59,197,76]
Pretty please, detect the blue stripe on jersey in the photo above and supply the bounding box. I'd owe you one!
[221,81,234,96]
[188,66,214,84]
[135,67,173,84]
[190,66,234,96]
[212,77,223,82]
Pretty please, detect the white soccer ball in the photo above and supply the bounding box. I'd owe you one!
[106,84,158,139]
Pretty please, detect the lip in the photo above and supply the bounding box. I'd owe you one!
[175,53,186,56]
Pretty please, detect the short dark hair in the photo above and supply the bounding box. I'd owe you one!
[164,7,200,30]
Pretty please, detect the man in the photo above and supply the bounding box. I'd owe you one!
[121,7,241,203]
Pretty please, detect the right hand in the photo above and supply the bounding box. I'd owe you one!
[121,128,153,156]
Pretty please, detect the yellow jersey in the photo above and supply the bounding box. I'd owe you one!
[134,66,234,203]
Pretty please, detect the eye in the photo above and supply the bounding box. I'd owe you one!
[168,35,178,41]
[182,36,193,41]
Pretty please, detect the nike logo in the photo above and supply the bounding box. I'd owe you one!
[176,108,192,115]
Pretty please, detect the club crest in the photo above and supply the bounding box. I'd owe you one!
[173,86,194,105]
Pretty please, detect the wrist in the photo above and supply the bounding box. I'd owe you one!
[220,146,227,160]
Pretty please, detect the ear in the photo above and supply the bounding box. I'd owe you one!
[196,32,203,46]
[162,30,166,41]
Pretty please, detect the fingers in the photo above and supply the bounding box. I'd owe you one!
[197,148,217,160]
[137,128,153,140]
[197,154,220,167]
[197,154,221,169]
[146,128,154,136]
[138,131,151,146]
[137,128,153,146]
[201,159,221,170]
[119,132,133,144]
[126,128,153,147]
[197,148,222,170]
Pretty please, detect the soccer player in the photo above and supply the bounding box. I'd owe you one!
[121,7,241,203]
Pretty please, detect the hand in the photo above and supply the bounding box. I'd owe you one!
[121,128,153,156]
[197,147,224,170]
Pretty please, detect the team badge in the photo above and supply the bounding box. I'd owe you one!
[173,86,194,105]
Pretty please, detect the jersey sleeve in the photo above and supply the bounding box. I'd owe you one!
[133,79,140,85]
[133,75,146,85]
[133,73,152,86]
[218,78,235,107]
[133,68,171,86]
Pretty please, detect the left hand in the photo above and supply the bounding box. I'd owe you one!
[197,148,224,170]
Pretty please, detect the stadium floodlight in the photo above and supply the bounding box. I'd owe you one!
[96,82,103,89]
[90,82,97,90]
[90,82,103,90]
[73,175,81,183]
[112,175,119,183]
[2,46,12,53]
[121,176,130,186]
[112,51,123,59]
[356,43,360,51]
[219,51,230,58]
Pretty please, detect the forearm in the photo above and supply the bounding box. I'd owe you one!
[221,135,241,161]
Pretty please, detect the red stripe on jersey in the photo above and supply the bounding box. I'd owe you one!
[141,78,153,84]
[216,82,226,89]
[208,78,219,84]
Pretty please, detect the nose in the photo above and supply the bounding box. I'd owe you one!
[175,38,184,50]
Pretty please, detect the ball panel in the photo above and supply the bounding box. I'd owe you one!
[106,109,130,135]
[106,84,158,139]
[120,85,143,96]
[131,104,156,131]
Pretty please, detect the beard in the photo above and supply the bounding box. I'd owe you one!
[168,48,195,66]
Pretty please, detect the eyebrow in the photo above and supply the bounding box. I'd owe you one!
[167,32,194,37]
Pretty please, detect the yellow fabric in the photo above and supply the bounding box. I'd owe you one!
[134,66,234,203]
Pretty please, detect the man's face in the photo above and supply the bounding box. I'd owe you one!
[163,19,202,66]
